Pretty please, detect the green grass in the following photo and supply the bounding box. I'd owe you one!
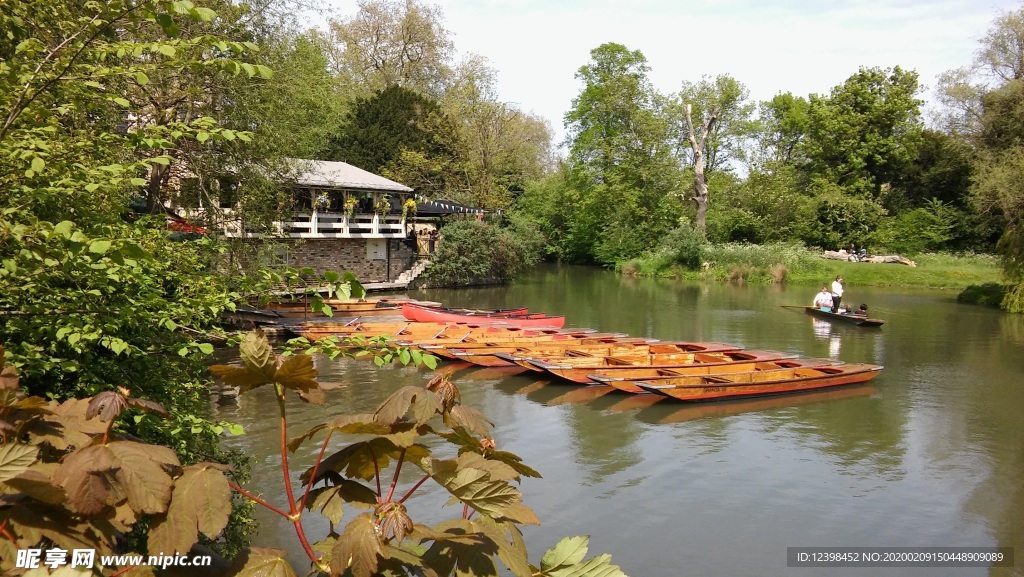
[626,242,1002,289]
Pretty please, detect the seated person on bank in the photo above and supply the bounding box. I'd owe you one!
[813,286,834,310]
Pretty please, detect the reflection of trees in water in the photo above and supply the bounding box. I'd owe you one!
[564,403,645,483]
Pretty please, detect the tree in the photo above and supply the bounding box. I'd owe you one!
[563,43,681,264]
[324,0,453,98]
[667,74,755,234]
[755,92,811,169]
[802,66,923,199]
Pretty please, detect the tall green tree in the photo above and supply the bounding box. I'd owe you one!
[802,66,923,199]
[563,43,681,263]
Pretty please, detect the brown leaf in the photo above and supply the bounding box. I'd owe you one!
[455,452,521,483]
[209,364,272,393]
[275,354,319,394]
[374,386,442,426]
[301,439,398,485]
[107,441,174,514]
[0,443,38,483]
[2,468,65,505]
[307,486,347,525]
[239,330,277,379]
[0,347,19,390]
[126,398,169,417]
[329,513,384,577]
[445,405,494,438]
[470,518,531,577]
[376,501,414,543]
[297,386,325,405]
[328,413,389,435]
[86,390,127,422]
[53,445,120,516]
[228,547,299,577]
[287,423,326,453]
[148,464,231,555]
[32,398,109,451]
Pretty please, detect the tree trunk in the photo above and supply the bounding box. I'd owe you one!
[684,103,718,236]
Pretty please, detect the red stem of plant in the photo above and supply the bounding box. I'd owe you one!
[111,565,139,577]
[462,503,470,519]
[398,474,431,504]
[371,447,382,503]
[274,384,322,570]
[0,519,15,542]
[299,430,334,511]
[383,448,406,503]
[228,481,291,518]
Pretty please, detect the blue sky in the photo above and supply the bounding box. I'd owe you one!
[323,0,1022,143]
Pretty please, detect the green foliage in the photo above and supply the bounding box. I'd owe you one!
[421,219,544,286]
[957,282,1008,307]
[799,186,886,249]
[801,66,924,198]
[869,201,956,255]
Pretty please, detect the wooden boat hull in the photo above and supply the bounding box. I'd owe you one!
[394,331,627,355]
[267,298,439,318]
[447,337,660,366]
[496,342,745,372]
[800,306,885,327]
[538,349,798,385]
[297,321,585,342]
[402,303,566,328]
[588,357,842,393]
[636,363,883,402]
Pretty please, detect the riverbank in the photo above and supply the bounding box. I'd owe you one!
[619,243,1002,290]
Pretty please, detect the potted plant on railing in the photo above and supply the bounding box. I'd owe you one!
[402,198,417,220]
[374,194,392,217]
[313,191,329,212]
[343,197,358,219]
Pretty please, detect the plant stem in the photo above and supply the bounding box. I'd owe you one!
[371,446,382,503]
[299,430,334,511]
[398,474,431,504]
[383,448,406,503]
[228,481,291,518]
[463,503,470,519]
[274,383,324,571]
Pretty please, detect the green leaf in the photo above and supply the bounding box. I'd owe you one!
[239,330,276,378]
[136,71,150,85]
[31,157,44,172]
[275,354,319,396]
[158,44,176,57]
[255,64,273,79]
[196,130,210,143]
[113,97,130,107]
[89,240,112,254]
[197,343,214,354]
[53,221,74,238]
[228,424,244,435]
[540,536,589,571]
[0,444,38,483]
[423,355,439,370]
[192,7,217,21]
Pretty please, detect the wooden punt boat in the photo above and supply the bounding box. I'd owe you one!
[445,337,659,366]
[587,356,841,393]
[403,333,637,359]
[635,363,884,402]
[532,349,799,385]
[296,321,585,342]
[401,303,566,328]
[786,305,885,327]
[651,385,876,424]
[267,297,440,318]
[496,342,745,371]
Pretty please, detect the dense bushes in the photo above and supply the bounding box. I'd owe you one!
[420,217,544,286]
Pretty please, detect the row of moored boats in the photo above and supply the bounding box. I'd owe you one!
[291,303,884,402]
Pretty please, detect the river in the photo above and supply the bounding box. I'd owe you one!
[217,264,1024,577]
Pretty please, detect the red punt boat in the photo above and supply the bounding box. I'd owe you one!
[401,303,565,328]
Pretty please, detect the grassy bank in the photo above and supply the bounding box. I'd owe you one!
[619,242,1002,289]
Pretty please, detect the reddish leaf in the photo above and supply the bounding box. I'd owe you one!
[33,398,109,451]
[376,501,413,543]
[456,452,520,483]
[0,347,19,390]
[329,513,384,577]
[148,464,231,555]
[445,405,493,438]
[301,439,398,484]
[53,445,120,516]
[287,423,326,453]
[86,390,127,422]
[127,397,169,417]
[2,468,66,505]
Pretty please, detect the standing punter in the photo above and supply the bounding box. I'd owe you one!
[831,275,844,313]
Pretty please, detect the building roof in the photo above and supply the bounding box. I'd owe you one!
[288,159,413,193]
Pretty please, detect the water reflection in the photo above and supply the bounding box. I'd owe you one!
[811,317,843,359]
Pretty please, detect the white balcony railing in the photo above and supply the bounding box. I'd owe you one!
[188,209,407,239]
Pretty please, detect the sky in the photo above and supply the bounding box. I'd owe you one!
[321,0,1022,144]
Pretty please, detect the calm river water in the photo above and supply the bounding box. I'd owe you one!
[217,264,1024,577]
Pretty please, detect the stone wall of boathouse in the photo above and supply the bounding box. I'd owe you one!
[277,238,416,283]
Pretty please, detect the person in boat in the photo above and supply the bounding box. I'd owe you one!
[855,303,869,316]
[813,286,834,310]
[830,275,844,313]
